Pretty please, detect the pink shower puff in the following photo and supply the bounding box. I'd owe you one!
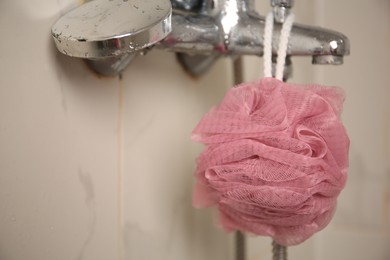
[192,77,349,246]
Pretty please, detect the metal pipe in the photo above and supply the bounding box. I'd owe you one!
[233,57,246,260]
[272,241,288,260]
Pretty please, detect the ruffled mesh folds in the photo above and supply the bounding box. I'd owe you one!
[192,78,349,246]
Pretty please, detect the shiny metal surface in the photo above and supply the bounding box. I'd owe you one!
[271,0,294,23]
[272,56,293,80]
[51,0,172,59]
[163,0,349,75]
[86,53,137,76]
[312,54,343,65]
[271,0,294,7]
[161,0,350,57]
[52,0,350,76]
[272,241,288,260]
[171,0,202,11]
[177,53,220,76]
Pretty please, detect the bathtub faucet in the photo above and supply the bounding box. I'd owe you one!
[51,0,350,76]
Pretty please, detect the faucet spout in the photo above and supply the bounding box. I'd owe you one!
[160,1,350,62]
[51,0,350,76]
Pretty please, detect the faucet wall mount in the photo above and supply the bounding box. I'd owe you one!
[51,0,350,77]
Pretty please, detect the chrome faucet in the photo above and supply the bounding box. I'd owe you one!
[51,0,350,76]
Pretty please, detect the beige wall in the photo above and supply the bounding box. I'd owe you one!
[0,0,388,260]
[0,1,234,259]
[246,1,390,259]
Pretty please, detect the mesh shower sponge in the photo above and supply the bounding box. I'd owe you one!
[192,77,349,246]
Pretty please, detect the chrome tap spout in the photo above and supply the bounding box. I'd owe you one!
[51,0,350,76]
[161,0,350,60]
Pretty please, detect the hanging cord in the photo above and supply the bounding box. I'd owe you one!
[275,14,295,80]
[263,11,295,260]
[263,12,295,80]
[263,12,274,78]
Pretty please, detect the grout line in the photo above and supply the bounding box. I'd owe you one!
[117,74,125,260]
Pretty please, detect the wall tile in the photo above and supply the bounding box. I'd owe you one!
[121,51,233,259]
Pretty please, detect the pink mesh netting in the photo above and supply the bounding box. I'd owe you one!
[192,77,349,246]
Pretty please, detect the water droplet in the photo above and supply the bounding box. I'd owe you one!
[11,216,16,222]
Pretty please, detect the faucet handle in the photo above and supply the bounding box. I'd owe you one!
[51,0,172,59]
[271,0,294,23]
